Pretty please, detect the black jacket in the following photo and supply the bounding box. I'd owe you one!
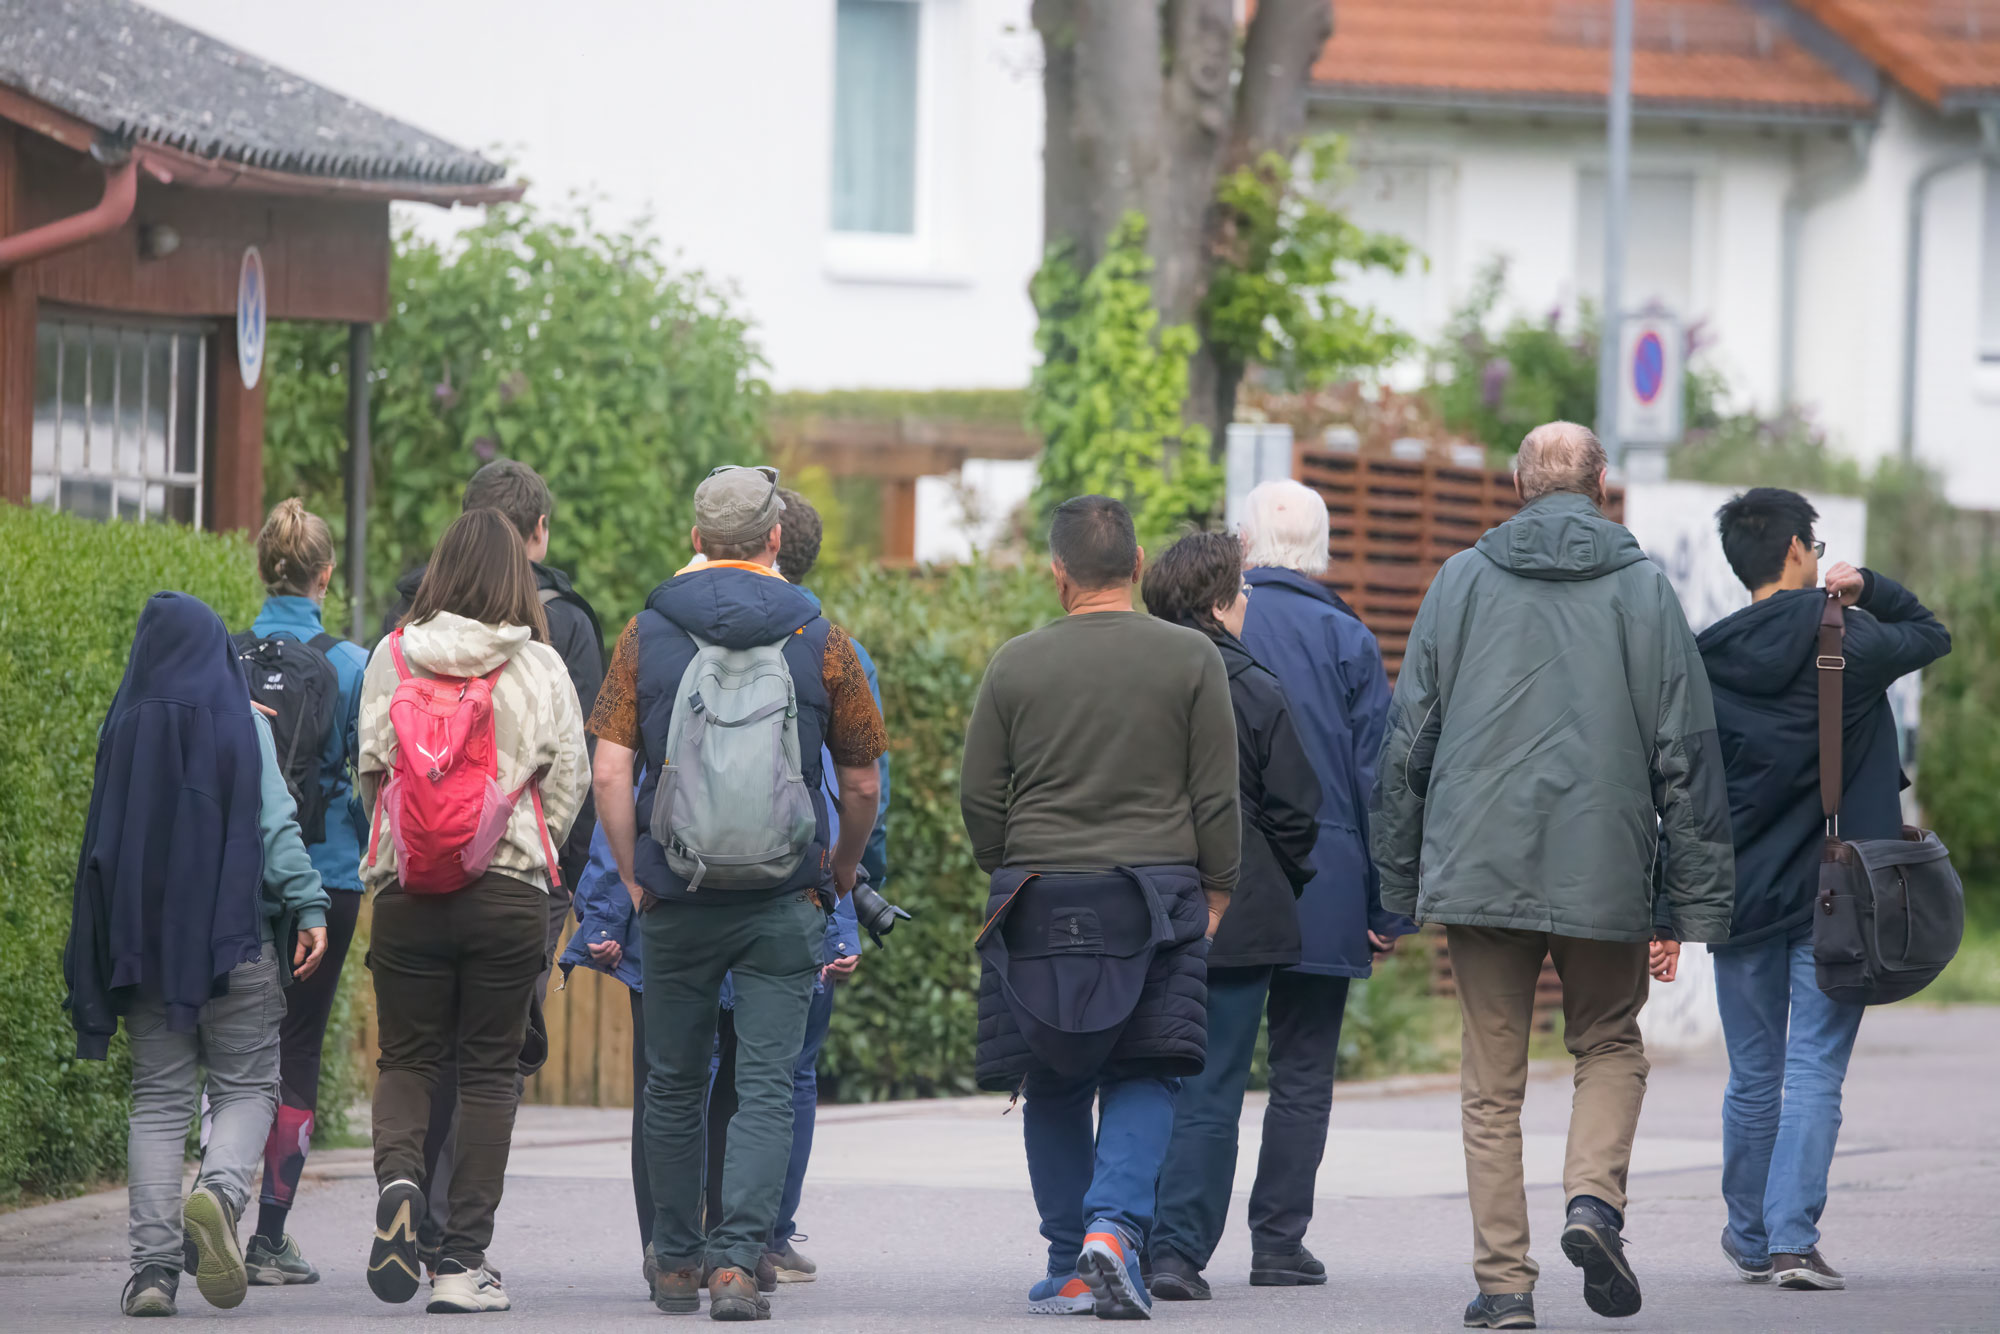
[1196,625,1319,970]
[1696,571,1950,950]
[383,560,605,883]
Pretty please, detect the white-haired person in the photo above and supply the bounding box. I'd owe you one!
[1150,480,1412,1299]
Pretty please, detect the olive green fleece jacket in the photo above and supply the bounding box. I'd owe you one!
[1369,493,1735,943]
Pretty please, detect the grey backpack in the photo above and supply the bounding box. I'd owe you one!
[649,633,817,892]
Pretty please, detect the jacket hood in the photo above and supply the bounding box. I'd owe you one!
[397,611,534,677]
[1474,492,1650,582]
[646,563,818,649]
[1696,588,1823,698]
[115,592,253,716]
[1244,564,1361,619]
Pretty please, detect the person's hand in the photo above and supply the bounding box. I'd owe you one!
[623,878,657,915]
[1649,939,1681,983]
[1825,562,1864,608]
[1368,930,1397,959]
[587,938,624,968]
[822,952,860,983]
[293,926,328,981]
[251,700,278,719]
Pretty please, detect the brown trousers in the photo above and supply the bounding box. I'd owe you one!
[1447,925,1651,1294]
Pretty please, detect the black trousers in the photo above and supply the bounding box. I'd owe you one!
[1248,969,1351,1254]
[256,890,363,1219]
[631,986,653,1249]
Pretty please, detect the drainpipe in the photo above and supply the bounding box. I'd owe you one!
[1900,110,2000,461]
[0,147,137,270]
[1779,123,1871,411]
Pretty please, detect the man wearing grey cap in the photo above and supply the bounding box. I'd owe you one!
[589,465,888,1320]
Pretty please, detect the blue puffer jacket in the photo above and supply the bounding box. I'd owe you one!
[1241,566,1413,977]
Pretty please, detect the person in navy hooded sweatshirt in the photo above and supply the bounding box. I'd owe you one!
[63,592,329,1319]
[1223,479,1414,1285]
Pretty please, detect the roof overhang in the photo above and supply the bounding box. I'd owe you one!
[0,82,521,207]
[1310,82,1878,131]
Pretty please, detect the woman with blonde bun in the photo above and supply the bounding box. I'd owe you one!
[234,498,371,1286]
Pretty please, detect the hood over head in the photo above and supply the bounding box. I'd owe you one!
[647,563,819,650]
[1474,492,1649,582]
[1696,587,1823,698]
[397,611,534,678]
[112,592,252,719]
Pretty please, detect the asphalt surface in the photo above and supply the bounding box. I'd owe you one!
[4,1005,1995,1332]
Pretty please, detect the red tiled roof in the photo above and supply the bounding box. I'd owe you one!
[1797,0,2000,109]
[1311,0,1873,120]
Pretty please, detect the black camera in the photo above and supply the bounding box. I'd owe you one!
[847,870,912,947]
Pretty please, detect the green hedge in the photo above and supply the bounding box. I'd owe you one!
[810,562,1060,1100]
[0,508,267,1199]
[1922,573,2000,905]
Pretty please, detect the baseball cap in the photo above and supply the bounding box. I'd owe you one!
[695,465,785,548]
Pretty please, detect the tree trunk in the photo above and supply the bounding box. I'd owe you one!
[1035,0,1337,452]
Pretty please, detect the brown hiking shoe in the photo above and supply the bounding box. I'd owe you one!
[652,1259,703,1314]
[707,1266,771,1322]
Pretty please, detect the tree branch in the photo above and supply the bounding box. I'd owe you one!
[1233,0,1336,166]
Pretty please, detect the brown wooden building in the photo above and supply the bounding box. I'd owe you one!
[0,0,517,629]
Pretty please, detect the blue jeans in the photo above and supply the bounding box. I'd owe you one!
[1152,967,1270,1268]
[1022,1072,1179,1277]
[771,983,834,1246]
[1714,930,1865,1259]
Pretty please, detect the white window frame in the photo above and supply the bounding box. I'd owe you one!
[32,310,209,528]
[824,0,972,287]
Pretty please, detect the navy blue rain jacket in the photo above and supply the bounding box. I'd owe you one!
[1697,571,1950,951]
[64,593,267,1057]
[1241,566,1412,976]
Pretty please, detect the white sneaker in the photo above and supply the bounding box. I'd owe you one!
[426,1262,510,1313]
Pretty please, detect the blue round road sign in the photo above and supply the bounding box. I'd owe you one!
[237,247,266,390]
[1632,330,1664,405]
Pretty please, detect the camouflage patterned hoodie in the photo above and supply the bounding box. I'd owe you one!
[357,610,589,892]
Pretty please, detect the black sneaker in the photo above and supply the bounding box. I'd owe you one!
[1720,1228,1773,1284]
[367,1178,427,1304]
[1560,1197,1641,1318]
[1250,1245,1327,1287]
[121,1264,178,1317]
[1772,1249,1845,1290]
[1464,1292,1537,1329]
[1147,1251,1211,1301]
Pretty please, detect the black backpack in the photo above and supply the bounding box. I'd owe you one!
[1813,596,1964,1004]
[232,630,342,845]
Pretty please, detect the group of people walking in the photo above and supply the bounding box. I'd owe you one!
[61,419,1946,1327]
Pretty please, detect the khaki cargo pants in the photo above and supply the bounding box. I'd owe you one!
[1447,925,1651,1294]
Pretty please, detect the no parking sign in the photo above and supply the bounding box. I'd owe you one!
[1617,312,1682,447]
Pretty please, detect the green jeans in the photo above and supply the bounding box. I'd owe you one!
[640,888,823,1272]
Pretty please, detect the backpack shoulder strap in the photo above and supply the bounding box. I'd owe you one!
[307,631,341,656]
[388,628,414,683]
[1817,593,1846,832]
[538,588,561,606]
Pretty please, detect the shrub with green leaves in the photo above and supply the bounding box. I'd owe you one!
[0,508,266,1200]
[264,202,769,626]
[1922,573,2000,908]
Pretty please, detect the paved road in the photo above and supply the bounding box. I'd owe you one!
[5,1006,1996,1331]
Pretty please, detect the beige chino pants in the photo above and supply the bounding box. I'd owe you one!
[1446,925,1651,1294]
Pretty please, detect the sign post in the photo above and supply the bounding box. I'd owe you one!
[237,246,266,390]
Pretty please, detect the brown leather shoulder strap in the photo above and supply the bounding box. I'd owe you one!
[1817,593,1845,828]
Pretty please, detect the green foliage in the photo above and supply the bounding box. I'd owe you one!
[1204,136,1415,389]
[772,388,1030,427]
[810,562,1061,1100]
[1029,214,1220,548]
[0,509,263,1200]
[1922,575,2000,905]
[1339,946,1451,1082]
[1427,259,1723,456]
[264,202,769,626]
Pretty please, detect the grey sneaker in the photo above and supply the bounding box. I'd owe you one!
[1464,1292,1536,1329]
[182,1185,247,1310]
[367,1178,427,1304]
[1773,1249,1845,1290]
[121,1265,178,1317]
[246,1232,320,1285]
[767,1237,817,1284]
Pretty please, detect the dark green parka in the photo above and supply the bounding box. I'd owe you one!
[1369,492,1734,943]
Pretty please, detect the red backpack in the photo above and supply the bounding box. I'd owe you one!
[367,630,560,894]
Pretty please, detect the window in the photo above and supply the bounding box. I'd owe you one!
[32,317,206,525]
[831,0,921,235]
[1981,166,2000,361]
[1576,170,1696,317]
